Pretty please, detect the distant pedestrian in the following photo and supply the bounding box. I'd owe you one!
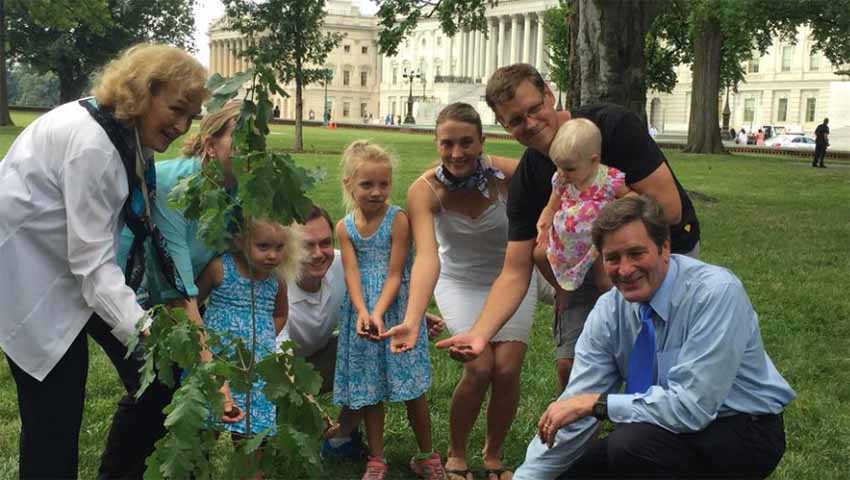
[813,118,829,168]
[273,105,281,118]
[756,129,765,146]
[737,129,748,145]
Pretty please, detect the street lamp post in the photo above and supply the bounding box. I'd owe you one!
[322,68,333,126]
[403,68,420,124]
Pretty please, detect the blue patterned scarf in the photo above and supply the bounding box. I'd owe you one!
[433,155,505,199]
[79,98,186,300]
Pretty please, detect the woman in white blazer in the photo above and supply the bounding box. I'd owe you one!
[0,44,208,479]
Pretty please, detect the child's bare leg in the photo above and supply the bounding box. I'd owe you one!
[555,288,573,393]
[404,394,433,453]
[363,403,385,458]
[592,256,612,292]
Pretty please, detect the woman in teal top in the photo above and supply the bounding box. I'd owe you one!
[118,101,240,320]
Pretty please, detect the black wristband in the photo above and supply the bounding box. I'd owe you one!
[592,393,608,421]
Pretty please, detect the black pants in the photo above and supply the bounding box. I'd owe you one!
[813,143,827,167]
[6,314,175,479]
[560,414,786,479]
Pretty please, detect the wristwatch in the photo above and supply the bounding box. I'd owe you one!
[592,394,608,421]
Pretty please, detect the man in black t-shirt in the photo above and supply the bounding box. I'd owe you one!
[813,118,829,168]
[437,64,700,388]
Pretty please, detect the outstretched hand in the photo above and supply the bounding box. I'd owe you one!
[424,313,445,339]
[381,322,420,353]
[435,331,488,362]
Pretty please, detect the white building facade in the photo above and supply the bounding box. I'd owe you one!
[379,0,555,125]
[209,2,849,145]
[647,26,850,148]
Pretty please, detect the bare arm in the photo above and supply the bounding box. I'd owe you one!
[372,211,411,323]
[471,239,535,340]
[336,221,368,317]
[629,163,682,225]
[615,183,635,199]
[401,181,441,330]
[273,279,289,335]
[188,258,224,363]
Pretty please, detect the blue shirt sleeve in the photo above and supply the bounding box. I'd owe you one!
[149,187,198,301]
[607,280,753,432]
[514,297,622,480]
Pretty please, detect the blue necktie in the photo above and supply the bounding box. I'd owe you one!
[625,303,656,394]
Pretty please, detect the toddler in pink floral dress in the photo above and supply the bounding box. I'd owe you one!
[536,118,633,293]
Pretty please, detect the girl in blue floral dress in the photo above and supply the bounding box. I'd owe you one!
[196,218,302,441]
[334,140,445,480]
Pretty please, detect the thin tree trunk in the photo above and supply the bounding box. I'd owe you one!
[576,0,659,120]
[59,71,88,104]
[294,67,303,152]
[0,0,14,126]
[683,15,726,154]
[567,0,580,109]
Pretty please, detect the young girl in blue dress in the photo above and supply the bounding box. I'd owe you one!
[195,217,302,442]
[334,140,446,480]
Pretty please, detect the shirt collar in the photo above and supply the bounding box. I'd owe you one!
[289,275,329,305]
[638,254,679,323]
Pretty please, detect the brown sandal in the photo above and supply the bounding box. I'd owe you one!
[484,467,513,480]
[446,468,474,480]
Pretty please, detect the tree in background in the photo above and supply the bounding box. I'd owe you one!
[6,0,195,104]
[646,0,850,154]
[5,62,60,107]
[543,0,570,109]
[375,0,658,120]
[221,0,343,152]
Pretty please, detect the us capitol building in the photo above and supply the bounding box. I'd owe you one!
[208,0,849,146]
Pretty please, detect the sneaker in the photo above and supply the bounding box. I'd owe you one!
[410,452,448,480]
[362,456,388,480]
[321,429,367,460]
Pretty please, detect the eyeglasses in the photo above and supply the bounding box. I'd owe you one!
[500,96,546,130]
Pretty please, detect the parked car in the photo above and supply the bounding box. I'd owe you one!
[768,134,817,151]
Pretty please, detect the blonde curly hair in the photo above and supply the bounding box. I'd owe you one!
[236,218,305,283]
[92,43,209,125]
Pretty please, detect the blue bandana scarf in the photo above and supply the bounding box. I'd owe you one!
[79,98,186,300]
[433,155,505,199]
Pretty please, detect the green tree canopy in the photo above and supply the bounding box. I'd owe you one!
[7,0,196,104]
[222,0,343,151]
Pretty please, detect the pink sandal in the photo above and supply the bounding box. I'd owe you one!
[362,456,388,480]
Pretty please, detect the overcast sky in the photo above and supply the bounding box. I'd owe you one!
[193,0,379,66]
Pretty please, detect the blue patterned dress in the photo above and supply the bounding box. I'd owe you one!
[203,253,279,435]
[334,205,431,409]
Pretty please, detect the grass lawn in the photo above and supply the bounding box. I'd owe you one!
[1,113,848,479]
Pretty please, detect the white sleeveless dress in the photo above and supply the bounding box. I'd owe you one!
[423,177,537,343]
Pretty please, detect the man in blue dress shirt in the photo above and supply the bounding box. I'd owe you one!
[517,195,795,479]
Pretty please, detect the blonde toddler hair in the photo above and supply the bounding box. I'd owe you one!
[238,218,305,283]
[340,140,398,212]
[92,43,208,125]
[549,118,602,166]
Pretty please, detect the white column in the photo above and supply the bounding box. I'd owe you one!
[469,30,481,81]
[485,18,495,79]
[228,40,236,77]
[536,13,546,71]
[497,16,506,68]
[523,14,532,63]
[448,35,455,76]
[458,32,465,77]
[510,15,519,64]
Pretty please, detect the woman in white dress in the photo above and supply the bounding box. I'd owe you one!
[384,103,536,480]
